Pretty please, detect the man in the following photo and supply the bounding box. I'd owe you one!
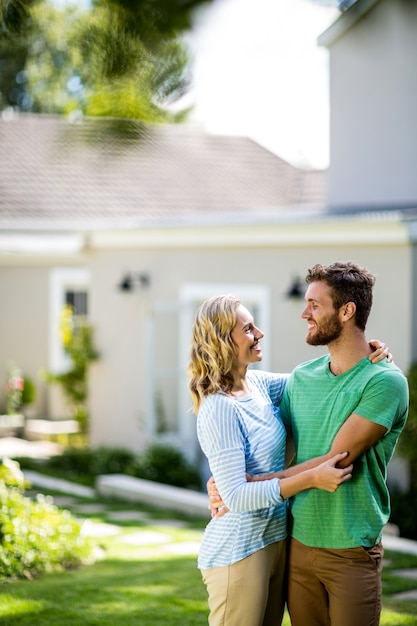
[279,261,408,626]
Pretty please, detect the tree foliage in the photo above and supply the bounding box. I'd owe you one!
[0,0,212,119]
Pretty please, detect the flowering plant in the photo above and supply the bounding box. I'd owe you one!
[43,305,99,433]
[5,364,24,415]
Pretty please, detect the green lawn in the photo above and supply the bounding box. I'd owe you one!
[0,489,416,625]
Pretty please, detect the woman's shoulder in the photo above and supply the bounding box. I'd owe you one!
[247,369,289,386]
[199,391,236,414]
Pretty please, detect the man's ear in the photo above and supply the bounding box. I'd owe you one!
[341,301,356,321]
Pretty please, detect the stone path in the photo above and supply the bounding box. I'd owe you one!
[35,479,204,559]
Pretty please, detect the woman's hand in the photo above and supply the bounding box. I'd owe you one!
[368,340,393,363]
[312,452,353,492]
[206,476,228,517]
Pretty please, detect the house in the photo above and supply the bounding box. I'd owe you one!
[0,112,329,458]
[317,0,417,372]
[0,17,415,489]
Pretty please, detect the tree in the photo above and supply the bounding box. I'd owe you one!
[1,0,213,38]
[0,0,212,118]
[0,0,193,121]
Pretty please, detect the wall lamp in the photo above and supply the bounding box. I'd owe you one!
[118,272,151,292]
[286,276,305,300]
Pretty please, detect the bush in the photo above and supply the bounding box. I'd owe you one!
[18,444,202,490]
[398,362,417,486]
[133,444,201,489]
[389,486,417,541]
[0,458,93,580]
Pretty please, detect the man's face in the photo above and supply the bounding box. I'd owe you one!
[301,281,343,346]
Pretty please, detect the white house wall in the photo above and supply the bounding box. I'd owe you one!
[324,0,417,208]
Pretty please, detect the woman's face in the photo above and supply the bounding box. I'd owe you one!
[230,304,264,368]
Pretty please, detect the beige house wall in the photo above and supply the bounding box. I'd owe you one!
[0,217,412,471]
[87,218,412,460]
[0,265,50,416]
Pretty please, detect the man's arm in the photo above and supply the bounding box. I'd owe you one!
[253,413,387,480]
[326,413,387,467]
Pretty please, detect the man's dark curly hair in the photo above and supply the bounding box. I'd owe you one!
[306,261,375,331]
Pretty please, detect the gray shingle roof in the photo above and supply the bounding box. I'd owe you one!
[0,113,326,231]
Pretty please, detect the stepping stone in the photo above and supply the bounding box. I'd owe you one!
[391,589,417,601]
[147,519,188,528]
[383,535,417,556]
[81,520,122,537]
[164,542,201,555]
[117,531,172,545]
[106,511,151,522]
[73,503,109,514]
[391,569,417,580]
[49,496,78,507]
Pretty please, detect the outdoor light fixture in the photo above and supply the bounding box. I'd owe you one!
[118,272,151,292]
[286,276,305,300]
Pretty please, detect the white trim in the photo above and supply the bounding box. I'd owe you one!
[89,220,409,249]
[318,0,379,48]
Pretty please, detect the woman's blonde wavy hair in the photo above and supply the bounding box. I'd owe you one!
[187,294,241,413]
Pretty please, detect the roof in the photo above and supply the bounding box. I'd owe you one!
[0,113,326,232]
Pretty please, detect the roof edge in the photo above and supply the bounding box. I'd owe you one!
[318,0,380,47]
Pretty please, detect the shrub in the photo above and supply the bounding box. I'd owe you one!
[132,444,201,490]
[37,447,137,483]
[21,376,37,406]
[389,486,417,541]
[18,444,202,490]
[397,362,417,486]
[0,458,94,580]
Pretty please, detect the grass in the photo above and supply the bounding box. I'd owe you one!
[0,486,416,625]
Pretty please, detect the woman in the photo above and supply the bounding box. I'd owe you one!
[187,294,389,626]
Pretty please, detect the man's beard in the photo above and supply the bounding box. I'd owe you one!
[306,313,343,346]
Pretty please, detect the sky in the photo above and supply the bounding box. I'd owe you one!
[183,0,340,169]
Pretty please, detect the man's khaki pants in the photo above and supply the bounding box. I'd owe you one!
[287,537,384,626]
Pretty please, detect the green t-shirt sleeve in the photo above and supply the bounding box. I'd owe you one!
[354,368,409,431]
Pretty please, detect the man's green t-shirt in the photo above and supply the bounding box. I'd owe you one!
[280,355,409,549]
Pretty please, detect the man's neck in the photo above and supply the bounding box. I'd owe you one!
[327,330,371,376]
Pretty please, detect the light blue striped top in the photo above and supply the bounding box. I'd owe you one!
[196,370,289,569]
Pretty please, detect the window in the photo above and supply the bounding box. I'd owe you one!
[49,268,90,373]
[65,290,88,317]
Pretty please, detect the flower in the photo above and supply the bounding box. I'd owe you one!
[5,364,24,415]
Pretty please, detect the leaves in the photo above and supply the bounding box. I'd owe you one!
[1,0,211,117]
[44,307,99,433]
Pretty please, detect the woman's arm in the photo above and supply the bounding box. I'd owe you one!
[207,452,353,516]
